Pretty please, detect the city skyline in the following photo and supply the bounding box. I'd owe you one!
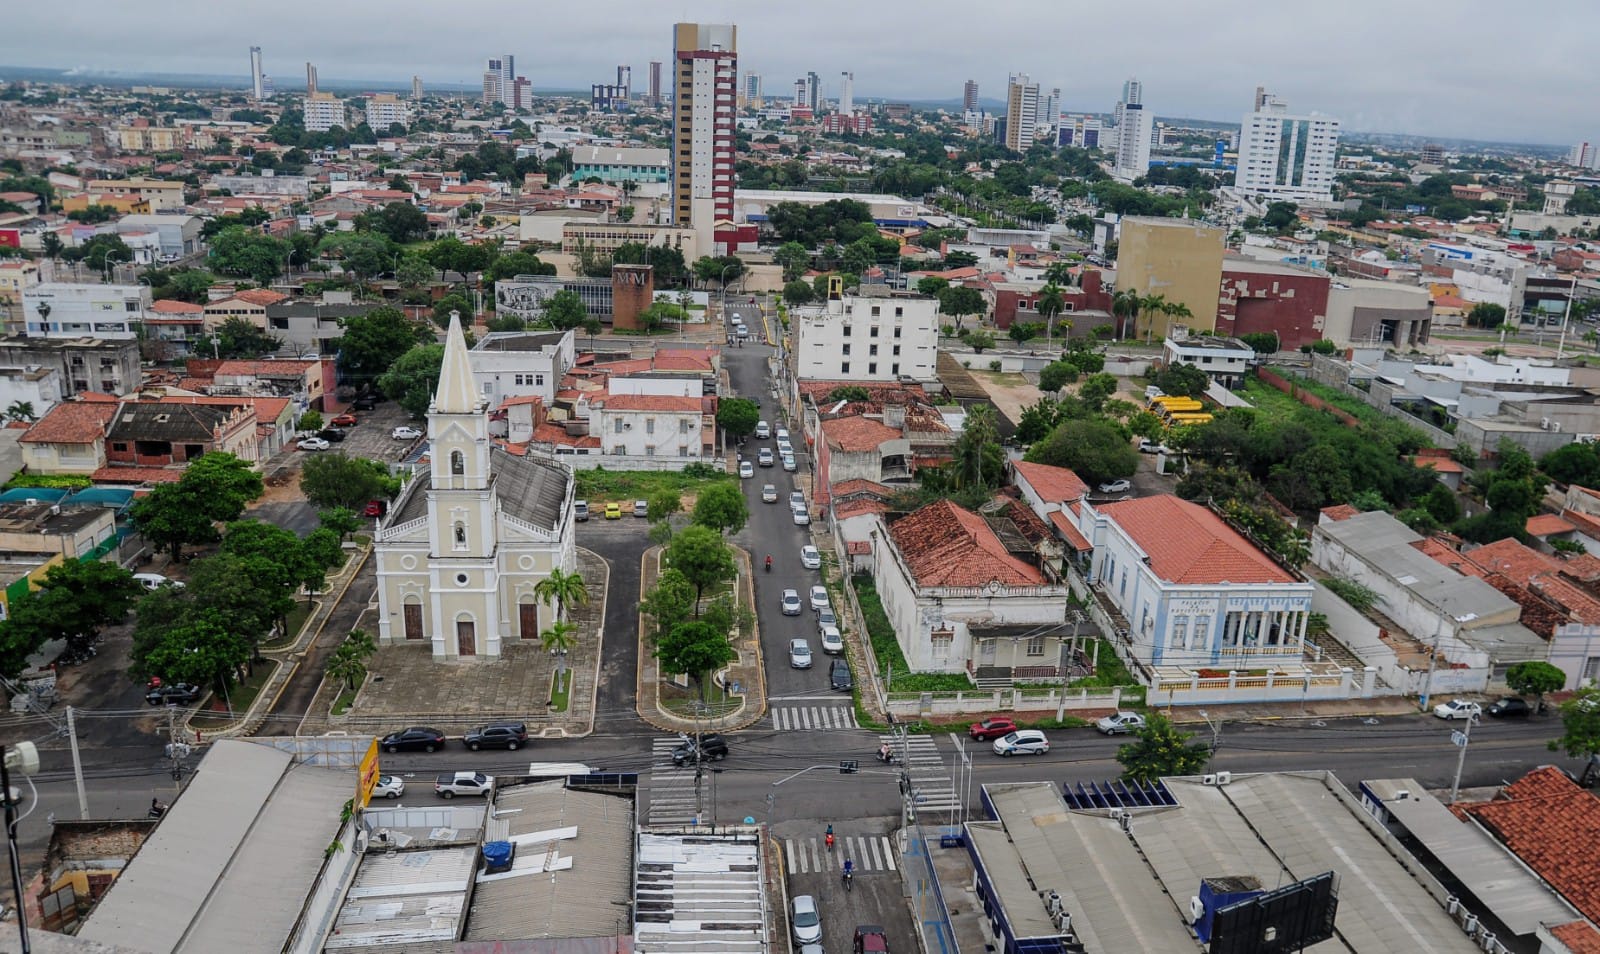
[0,0,1592,144]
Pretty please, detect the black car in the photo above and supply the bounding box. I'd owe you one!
[1486,697,1532,718]
[830,658,853,692]
[381,726,447,753]
[145,683,201,706]
[464,722,529,751]
[352,394,379,410]
[671,733,729,765]
[318,428,347,443]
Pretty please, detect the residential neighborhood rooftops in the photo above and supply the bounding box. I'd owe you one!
[1012,460,1088,504]
[19,402,116,445]
[820,415,903,453]
[1463,767,1600,927]
[890,499,1043,589]
[1097,495,1295,585]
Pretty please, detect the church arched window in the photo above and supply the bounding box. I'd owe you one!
[451,450,465,475]
[453,521,467,549]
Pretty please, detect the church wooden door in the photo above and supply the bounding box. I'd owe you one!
[457,619,476,656]
[403,603,423,640]
[519,602,539,640]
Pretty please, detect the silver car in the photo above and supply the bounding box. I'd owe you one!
[789,638,813,669]
[781,589,803,616]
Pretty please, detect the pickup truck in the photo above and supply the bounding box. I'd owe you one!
[435,771,494,798]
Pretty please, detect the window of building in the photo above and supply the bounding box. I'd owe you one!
[645,445,656,456]
[868,363,877,375]
[1172,617,1188,650]
[841,343,851,356]
[840,362,850,375]
[645,417,656,435]
[453,521,467,549]
[450,451,465,475]
[535,374,544,386]
[1026,636,1046,657]
[892,345,901,356]
[870,326,879,337]
[842,325,852,337]
[931,631,952,660]
[891,363,900,375]
[679,418,692,433]
[894,307,903,317]
[870,306,880,317]
[893,327,902,338]
[613,419,624,434]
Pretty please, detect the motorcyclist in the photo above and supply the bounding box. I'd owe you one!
[825,825,835,851]
[843,858,854,876]
[878,742,893,762]
[765,555,773,573]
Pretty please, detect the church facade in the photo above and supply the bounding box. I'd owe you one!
[373,314,577,658]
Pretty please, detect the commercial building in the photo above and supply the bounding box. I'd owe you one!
[86,178,185,212]
[1215,258,1332,349]
[0,335,140,398]
[1322,278,1434,348]
[112,213,204,260]
[302,92,347,133]
[1114,217,1225,337]
[364,93,410,130]
[1235,92,1341,202]
[1004,73,1039,152]
[484,53,515,106]
[1057,115,1103,149]
[648,60,662,106]
[569,146,670,184]
[1112,102,1152,182]
[21,284,148,341]
[838,71,854,115]
[792,287,939,383]
[411,75,423,100]
[1114,76,1142,130]
[1160,332,1255,388]
[963,79,979,114]
[591,83,629,111]
[469,329,574,410]
[249,45,265,100]
[671,22,743,254]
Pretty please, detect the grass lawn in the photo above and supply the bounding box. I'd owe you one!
[263,601,315,650]
[331,687,357,715]
[853,574,971,692]
[190,661,277,729]
[548,668,571,712]
[575,467,735,501]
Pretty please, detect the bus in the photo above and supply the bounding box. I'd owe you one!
[1167,412,1215,426]
[1149,396,1203,413]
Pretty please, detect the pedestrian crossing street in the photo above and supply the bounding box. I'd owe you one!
[888,734,962,815]
[785,834,898,875]
[645,737,702,827]
[768,703,858,731]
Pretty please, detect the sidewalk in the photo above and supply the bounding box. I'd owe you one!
[636,544,768,733]
[1159,694,1427,726]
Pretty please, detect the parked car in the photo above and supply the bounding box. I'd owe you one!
[1433,699,1482,720]
[435,771,494,798]
[671,733,728,765]
[1097,711,1146,735]
[392,425,423,440]
[830,658,853,691]
[1487,697,1531,718]
[781,589,803,615]
[819,625,844,655]
[755,420,771,439]
[605,502,622,519]
[781,453,797,472]
[574,500,590,521]
[790,638,813,669]
[633,499,649,518]
[758,448,775,467]
[134,572,180,591]
[145,683,201,706]
[969,718,1019,741]
[352,394,378,411]
[331,413,359,427]
[800,545,822,570]
[363,500,388,518]
[739,460,755,479]
[464,722,529,751]
[776,427,790,442]
[790,491,806,511]
[1138,440,1170,455]
[297,437,331,451]
[762,484,779,503]
[854,925,890,954]
[318,428,347,443]
[816,606,838,630]
[809,585,830,611]
[792,508,811,526]
[372,775,405,799]
[791,895,822,945]
[1098,479,1132,494]
[993,729,1050,756]
[381,726,447,753]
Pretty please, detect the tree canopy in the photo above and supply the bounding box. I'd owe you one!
[1116,713,1212,783]
[301,454,400,511]
[692,482,749,536]
[1024,417,1139,487]
[379,343,446,419]
[338,306,435,389]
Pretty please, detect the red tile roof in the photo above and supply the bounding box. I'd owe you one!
[889,499,1043,588]
[1458,537,1600,625]
[1049,510,1093,552]
[598,394,702,413]
[652,350,716,373]
[1013,460,1088,504]
[19,402,116,444]
[1414,455,1465,474]
[831,479,892,499]
[212,288,287,307]
[1563,508,1600,542]
[821,416,902,453]
[1527,513,1577,537]
[90,465,184,484]
[149,299,204,314]
[214,359,316,377]
[834,499,890,519]
[1320,504,1361,522]
[1097,496,1296,585]
[1549,921,1600,954]
[1465,767,1600,924]
[846,540,871,555]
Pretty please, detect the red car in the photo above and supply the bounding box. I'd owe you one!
[331,413,358,427]
[363,500,388,517]
[969,718,1019,741]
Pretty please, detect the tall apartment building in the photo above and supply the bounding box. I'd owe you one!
[483,54,515,105]
[617,65,632,99]
[672,23,739,252]
[807,71,821,112]
[793,77,808,108]
[1114,76,1141,129]
[365,94,411,130]
[793,288,941,383]
[1004,73,1039,152]
[1042,87,1060,125]
[742,72,762,107]
[1115,218,1225,337]
[249,46,265,100]
[839,72,854,115]
[1059,116,1103,149]
[1570,142,1599,170]
[648,61,662,107]
[1113,102,1152,182]
[303,92,347,132]
[512,77,531,111]
[1234,93,1341,202]
[412,75,424,100]
[963,80,979,114]
[305,62,317,95]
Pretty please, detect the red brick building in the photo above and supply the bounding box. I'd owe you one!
[1215,259,1331,349]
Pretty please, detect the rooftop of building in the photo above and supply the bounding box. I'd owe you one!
[1097,495,1296,585]
[1462,767,1600,928]
[1314,510,1517,623]
[1012,460,1089,504]
[889,498,1044,589]
[820,415,904,453]
[391,445,570,531]
[19,401,117,444]
[472,329,571,353]
[634,831,768,954]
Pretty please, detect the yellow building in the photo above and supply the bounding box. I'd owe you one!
[86,178,185,212]
[1115,217,1225,338]
[111,125,186,153]
[62,193,152,215]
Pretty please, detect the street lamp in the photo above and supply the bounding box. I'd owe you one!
[2,742,39,953]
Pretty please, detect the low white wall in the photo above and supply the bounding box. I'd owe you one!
[1312,581,1403,688]
[884,686,1138,720]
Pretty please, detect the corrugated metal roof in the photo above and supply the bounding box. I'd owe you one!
[327,845,477,951]
[634,832,767,954]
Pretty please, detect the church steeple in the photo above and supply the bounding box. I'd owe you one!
[433,310,479,414]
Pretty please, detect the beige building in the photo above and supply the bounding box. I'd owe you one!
[1114,217,1225,338]
[110,125,186,153]
[85,179,186,212]
[373,314,577,658]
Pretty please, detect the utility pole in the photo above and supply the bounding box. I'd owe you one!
[1449,711,1478,804]
[66,707,87,820]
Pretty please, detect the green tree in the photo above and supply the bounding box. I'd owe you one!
[298,456,399,513]
[773,241,811,282]
[136,613,251,696]
[648,490,683,525]
[1025,418,1139,487]
[1016,398,1065,444]
[326,629,377,693]
[362,201,428,243]
[655,619,736,700]
[641,567,696,638]
[1549,688,1600,761]
[212,316,282,358]
[69,234,134,277]
[540,619,578,670]
[916,276,949,298]
[952,403,1002,490]
[1037,283,1065,340]
[693,482,749,535]
[130,482,221,561]
[432,293,472,329]
[1008,322,1043,344]
[378,343,445,418]
[533,567,589,620]
[296,410,324,433]
[1038,361,1077,392]
[542,289,588,330]
[1116,713,1212,783]
[7,559,143,657]
[338,306,434,390]
[783,280,815,305]
[3,401,36,424]
[482,249,556,283]
[1153,362,1209,398]
[665,525,736,605]
[1467,301,1507,329]
[1540,442,1600,487]
[184,452,265,519]
[1421,484,1462,525]
[716,397,760,439]
[1079,372,1118,412]
[1505,660,1565,713]
[393,254,436,289]
[964,329,996,353]
[938,284,986,330]
[1239,332,1279,354]
[208,225,290,284]
[318,232,394,284]
[319,506,362,540]
[426,236,493,291]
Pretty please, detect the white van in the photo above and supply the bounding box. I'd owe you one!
[755,420,771,439]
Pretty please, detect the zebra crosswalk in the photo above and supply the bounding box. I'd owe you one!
[645,737,703,827]
[769,703,858,731]
[784,835,898,875]
[887,734,961,815]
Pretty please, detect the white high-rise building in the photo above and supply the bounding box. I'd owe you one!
[1042,87,1060,126]
[1004,72,1039,152]
[1113,102,1152,182]
[303,92,348,132]
[672,23,738,253]
[483,54,515,105]
[366,94,411,131]
[1570,142,1599,170]
[839,72,854,115]
[1234,93,1341,202]
[412,75,424,100]
[305,62,317,95]
[743,72,762,106]
[249,46,265,100]
[1114,76,1141,129]
[793,77,808,108]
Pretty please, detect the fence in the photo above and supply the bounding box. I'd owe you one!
[541,452,726,472]
[884,686,1138,720]
[1147,667,1370,706]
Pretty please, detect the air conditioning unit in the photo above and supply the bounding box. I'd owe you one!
[1541,418,1551,430]
[1119,812,1132,833]
[1202,773,1217,785]
[1107,808,1125,821]
[1044,891,1062,916]
[1189,897,1206,924]
[1395,790,1411,801]
[1214,771,1232,785]
[1553,422,1563,433]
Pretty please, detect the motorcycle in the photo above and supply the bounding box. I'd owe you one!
[874,746,896,765]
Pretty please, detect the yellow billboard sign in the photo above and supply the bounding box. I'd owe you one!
[355,738,381,810]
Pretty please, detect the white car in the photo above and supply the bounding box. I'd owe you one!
[776,427,790,442]
[758,448,775,467]
[791,895,822,945]
[133,572,183,591]
[372,775,405,799]
[809,585,830,611]
[819,625,843,655]
[434,770,495,798]
[1434,699,1482,720]
[781,453,797,472]
[755,420,771,439]
[762,484,779,503]
[792,508,811,526]
[739,460,755,479]
[1097,478,1132,494]
[789,638,813,669]
[781,589,803,616]
[297,437,331,451]
[1096,711,1146,735]
[993,729,1050,756]
[800,545,822,570]
[776,438,793,456]
[392,425,423,440]
[789,491,806,510]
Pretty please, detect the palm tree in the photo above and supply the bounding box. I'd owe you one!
[1037,283,1065,345]
[1584,329,1598,352]
[4,401,36,424]
[1042,260,1074,286]
[534,567,589,620]
[1110,289,1141,340]
[540,619,577,674]
[326,629,377,694]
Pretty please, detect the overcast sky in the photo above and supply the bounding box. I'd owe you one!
[8,0,1591,145]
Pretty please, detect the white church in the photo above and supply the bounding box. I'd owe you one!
[373,313,577,658]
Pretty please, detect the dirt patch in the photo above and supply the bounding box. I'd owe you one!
[256,468,304,504]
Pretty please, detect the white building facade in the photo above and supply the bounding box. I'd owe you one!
[1004,73,1039,152]
[671,22,737,252]
[590,393,705,459]
[365,94,411,130]
[469,329,574,410]
[1234,97,1340,202]
[21,283,149,340]
[303,93,348,133]
[793,290,939,383]
[1112,102,1152,182]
